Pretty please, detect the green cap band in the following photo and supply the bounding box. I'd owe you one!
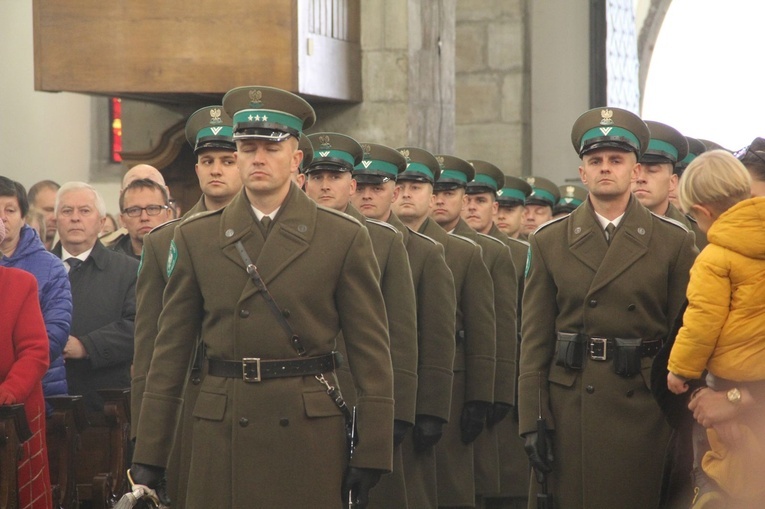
[473,173,498,190]
[196,126,233,142]
[233,109,304,133]
[529,188,557,205]
[315,149,356,166]
[402,162,435,180]
[355,160,399,176]
[647,139,679,161]
[559,197,583,206]
[498,188,527,201]
[679,152,696,165]
[581,126,641,152]
[439,169,469,183]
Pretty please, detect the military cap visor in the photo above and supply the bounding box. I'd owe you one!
[640,121,689,165]
[353,143,407,183]
[185,106,236,154]
[467,160,505,194]
[497,176,532,206]
[305,133,363,174]
[434,155,475,190]
[222,86,316,142]
[524,176,560,207]
[397,147,442,184]
[354,173,394,185]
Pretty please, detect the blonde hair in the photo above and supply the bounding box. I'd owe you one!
[678,150,751,215]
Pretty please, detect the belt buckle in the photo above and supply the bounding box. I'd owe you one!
[590,337,608,361]
[242,358,261,382]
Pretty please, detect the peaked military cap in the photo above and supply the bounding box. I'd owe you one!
[497,175,532,207]
[185,105,235,154]
[222,85,316,142]
[524,176,561,208]
[298,133,314,172]
[466,160,505,195]
[396,147,441,184]
[675,137,707,174]
[553,184,588,215]
[571,107,650,158]
[353,143,407,185]
[304,133,363,173]
[641,121,689,165]
[697,139,730,153]
[433,155,475,191]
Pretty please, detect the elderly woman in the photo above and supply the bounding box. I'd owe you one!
[0,218,52,509]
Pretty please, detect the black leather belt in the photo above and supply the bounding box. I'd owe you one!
[588,337,662,361]
[207,352,339,382]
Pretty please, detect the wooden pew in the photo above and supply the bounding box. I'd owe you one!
[46,395,88,509]
[0,404,32,509]
[75,389,131,509]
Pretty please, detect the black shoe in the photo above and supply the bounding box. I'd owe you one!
[690,468,727,509]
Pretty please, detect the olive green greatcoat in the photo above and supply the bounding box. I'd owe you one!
[131,197,205,508]
[666,202,708,250]
[419,217,496,507]
[389,212,456,509]
[487,224,531,500]
[454,218,518,497]
[518,196,697,509]
[340,204,418,509]
[133,185,394,508]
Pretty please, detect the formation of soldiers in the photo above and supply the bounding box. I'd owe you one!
[125,84,746,509]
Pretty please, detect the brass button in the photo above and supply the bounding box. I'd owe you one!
[588,299,597,308]
[239,417,249,427]
[586,385,595,394]
[627,304,636,311]
[239,309,250,318]
[279,418,290,427]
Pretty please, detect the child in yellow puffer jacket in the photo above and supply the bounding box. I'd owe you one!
[667,150,765,508]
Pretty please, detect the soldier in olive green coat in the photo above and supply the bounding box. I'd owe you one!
[518,107,697,509]
[130,87,394,509]
[352,142,457,509]
[394,147,496,508]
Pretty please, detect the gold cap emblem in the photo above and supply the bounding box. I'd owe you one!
[436,156,445,168]
[526,177,536,186]
[209,108,222,124]
[600,109,614,125]
[399,149,410,161]
[566,185,575,197]
[318,135,331,149]
[362,144,372,157]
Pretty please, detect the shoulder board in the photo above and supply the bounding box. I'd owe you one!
[149,217,182,235]
[651,212,689,232]
[409,228,438,245]
[532,214,567,235]
[180,208,222,225]
[317,205,363,226]
[507,236,530,247]
[448,233,478,247]
[366,218,399,234]
[477,232,506,246]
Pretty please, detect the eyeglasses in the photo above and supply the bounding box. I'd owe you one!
[122,205,170,218]
[734,145,765,166]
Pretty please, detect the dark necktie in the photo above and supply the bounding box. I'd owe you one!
[66,258,83,273]
[260,216,272,235]
[605,223,616,245]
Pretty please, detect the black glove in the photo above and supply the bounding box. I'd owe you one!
[460,400,490,444]
[342,467,384,509]
[524,431,553,480]
[486,402,513,428]
[393,419,412,447]
[412,415,445,452]
[128,463,171,507]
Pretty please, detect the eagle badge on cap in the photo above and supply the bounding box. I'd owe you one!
[209,108,222,124]
[248,89,263,107]
[526,177,536,186]
[318,135,331,149]
[362,144,372,156]
[600,109,614,125]
[436,156,445,167]
[399,149,410,161]
[565,186,575,196]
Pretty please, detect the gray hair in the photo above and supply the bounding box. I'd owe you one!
[55,182,107,218]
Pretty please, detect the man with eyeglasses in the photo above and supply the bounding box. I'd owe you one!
[114,178,173,259]
[52,181,138,411]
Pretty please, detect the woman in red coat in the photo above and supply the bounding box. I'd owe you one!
[0,218,51,509]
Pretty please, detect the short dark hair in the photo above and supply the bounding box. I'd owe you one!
[119,178,170,211]
[27,180,60,206]
[0,176,30,217]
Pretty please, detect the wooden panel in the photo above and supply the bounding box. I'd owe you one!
[33,0,298,94]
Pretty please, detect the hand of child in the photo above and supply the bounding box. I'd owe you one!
[667,372,689,394]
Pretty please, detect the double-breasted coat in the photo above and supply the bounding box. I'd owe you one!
[133,185,394,508]
[419,217,496,507]
[389,212,456,509]
[454,218,518,497]
[518,196,697,508]
[131,197,205,508]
